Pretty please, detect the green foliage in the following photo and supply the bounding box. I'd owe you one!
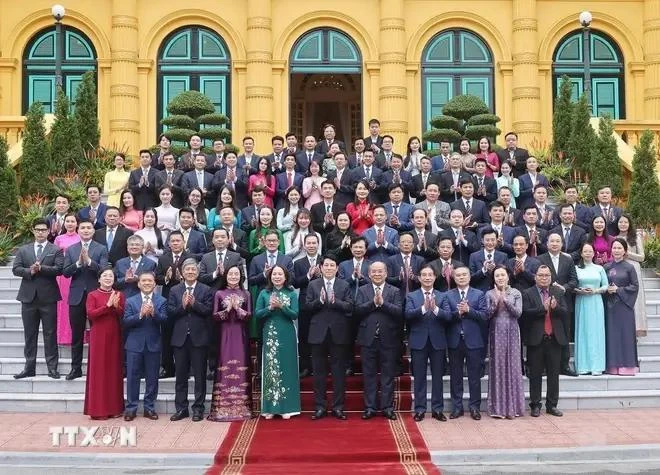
[642,235,660,270]
[12,194,50,244]
[166,91,215,117]
[0,137,19,227]
[48,173,88,212]
[198,126,232,143]
[552,75,574,159]
[429,115,460,130]
[19,102,51,196]
[422,129,462,144]
[161,115,196,129]
[467,113,501,126]
[165,128,199,143]
[588,115,623,201]
[196,113,229,126]
[465,124,501,141]
[566,94,596,176]
[628,130,660,230]
[73,142,130,188]
[51,88,84,173]
[442,95,489,120]
[74,71,100,153]
[0,227,16,265]
[225,143,240,154]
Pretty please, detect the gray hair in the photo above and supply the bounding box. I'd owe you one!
[126,235,145,246]
[181,257,199,270]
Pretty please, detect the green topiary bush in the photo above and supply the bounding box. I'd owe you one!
[198,127,232,143]
[0,136,19,227]
[442,95,489,121]
[74,71,100,153]
[429,115,461,130]
[167,91,215,117]
[422,129,462,144]
[196,113,229,126]
[552,75,574,160]
[628,129,660,230]
[51,87,84,173]
[465,124,502,141]
[19,102,52,196]
[588,115,623,202]
[467,113,501,126]
[161,115,196,129]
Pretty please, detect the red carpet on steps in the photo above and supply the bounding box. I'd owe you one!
[207,416,440,474]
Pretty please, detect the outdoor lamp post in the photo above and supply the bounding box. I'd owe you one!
[52,4,66,88]
[579,10,593,113]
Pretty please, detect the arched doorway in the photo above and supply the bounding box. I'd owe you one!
[289,28,362,145]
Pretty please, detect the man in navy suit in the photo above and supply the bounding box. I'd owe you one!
[384,184,414,232]
[315,124,346,157]
[431,141,452,172]
[122,272,167,421]
[564,184,592,231]
[295,135,324,173]
[310,181,343,238]
[589,185,624,236]
[305,255,354,420]
[518,157,549,210]
[363,206,399,263]
[410,209,439,262]
[62,220,109,380]
[496,132,530,177]
[325,152,354,208]
[363,119,384,154]
[374,135,403,171]
[182,155,215,209]
[450,179,488,228]
[128,149,159,211]
[356,261,403,420]
[264,135,286,175]
[178,135,207,172]
[240,187,266,234]
[46,195,70,242]
[471,158,498,204]
[170,208,207,261]
[445,266,488,420]
[275,154,304,208]
[248,231,295,291]
[405,265,452,421]
[168,258,214,422]
[551,203,587,262]
[532,185,557,230]
[438,209,480,265]
[429,237,463,292]
[468,227,509,292]
[411,156,441,202]
[508,235,541,293]
[212,152,249,210]
[237,135,260,172]
[93,207,133,266]
[154,153,186,208]
[386,233,425,298]
[478,201,516,256]
[114,235,158,298]
[77,185,107,230]
[293,234,322,378]
[438,155,471,203]
[349,149,385,200]
[514,206,549,257]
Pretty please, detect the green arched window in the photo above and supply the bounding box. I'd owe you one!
[290,28,361,73]
[23,26,96,113]
[422,29,494,135]
[157,26,231,134]
[553,30,625,118]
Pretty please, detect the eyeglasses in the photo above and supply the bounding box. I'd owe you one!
[33,228,49,232]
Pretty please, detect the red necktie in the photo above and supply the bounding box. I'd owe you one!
[288,172,293,187]
[541,289,553,335]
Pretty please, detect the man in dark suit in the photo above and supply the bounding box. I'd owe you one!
[538,233,578,377]
[429,237,462,292]
[356,261,403,420]
[445,266,488,420]
[155,231,191,378]
[237,135,260,172]
[310,181,343,238]
[478,201,516,256]
[471,158,498,204]
[514,206,549,257]
[438,155,471,203]
[93,206,133,266]
[240,186,266,234]
[263,135,286,175]
[212,152,249,210]
[177,135,207,171]
[154,152,185,208]
[349,149,386,200]
[411,157,439,201]
[563,185,592,231]
[496,132,530,177]
[363,206,399,263]
[315,124,346,156]
[216,207,250,261]
[181,155,215,209]
[206,139,227,174]
[450,179,488,228]
[128,149,159,210]
[386,233,425,298]
[12,219,63,379]
[77,185,107,230]
[405,265,452,421]
[468,227,509,292]
[295,135,324,173]
[171,208,207,261]
[248,231,295,289]
[508,235,541,293]
[410,209,438,262]
[532,185,557,230]
[114,235,158,298]
[293,234,322,378]
[498,186,523,227]
[348,137,367,168]
[167,258,214,422]
[374,135,402,171]
[122,272,167,421]
[325,153,353,208]
[384,185,414,232]
[431,141,452,172]
[551,203,587,262]
[438,209,480,265]
[363,118,383,154]
[62,220,109,380]
[590,185,624,236]
[518,157,550,210]
[522,265,569,417]
[275,154,304,208]
[382,156,413,203]
[46,195,70,243]
[198,228,243,378]
[305,255,354,420]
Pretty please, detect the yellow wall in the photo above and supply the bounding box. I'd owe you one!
[0,0,651,155]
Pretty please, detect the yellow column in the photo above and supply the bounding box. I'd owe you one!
[245,0,273,154]
[109,0,140,154]
[644,0,660,118]
[511,0,541,145]
[378,0,407,148]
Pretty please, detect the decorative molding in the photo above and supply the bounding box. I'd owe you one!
[271,60,287,72]
[0,58,18,71]
[537,60,552,72]
[365,61,381,73]
[512,18,538,32]
[511,120,542,133]
[379,52,406,64]
[630,61,646,73]
[110,51,138,61]
[512,52,539,64]
[405,62,420,73]
[136,59,154,72]
[380,120,408,132]
[247,16,272,31]
[498,61,514,72]
[109,118,140,132]
[246,50,273,62]
[111,15,138,29]
[110,84,139,98]
[380,17,405,31]
[379,86,407,99]
[245,120,274,133]
[643,18,660,33]
[644,87,660,100]
[512,86,541,100]
[233,60,248,72]
[245,86,274,99]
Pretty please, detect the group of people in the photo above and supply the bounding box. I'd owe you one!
[12,118,644,423]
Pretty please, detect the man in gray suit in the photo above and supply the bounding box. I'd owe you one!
[12,218,64,379]
[63,219,109,380]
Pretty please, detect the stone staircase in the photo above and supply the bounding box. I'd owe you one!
[0,265,659,413]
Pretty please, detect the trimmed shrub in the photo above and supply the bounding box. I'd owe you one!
[628,129,660,229]
[19,102,51,196]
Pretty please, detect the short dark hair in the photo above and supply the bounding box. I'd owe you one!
[388,183,404,193]
[459,178,473,187]
[350,236,368,247]
[304,233,319,244]
[321,180,337,190]
[419,264,437,276]
[382,134,394,143]
[285,132,296,140]
[481,226,498,239]
[212,228,230,239]
[32,218,48,228]
[558,202,574,214]
[320,254,338,266]
[272,135,284,144]
[139,148,151,156]
[505,132,518,140]
[533,183,547,192]
[368,118,380,126]
[242,136,254,143]
[252,185,266,195]
[105,206,120,214]
[86,184,100,193]
[489,200,505,211]
[179,207,195,218]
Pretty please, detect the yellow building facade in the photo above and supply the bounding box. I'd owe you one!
[0,0,657,157]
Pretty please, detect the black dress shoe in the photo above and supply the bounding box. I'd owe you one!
[546,407,563,417]
[159,368,173,379]
[143,410,159,420]
[345,367,354,376]
[449,409,464,419]
[192,413,203,422]
[383,409,397,421]
[362,410,376,420]
[311,409,327,420]
[331,409,347,420]
[470,409,482,421]
[561,368,578,377]
[207,371,215,381]
[170,410,190,421]
[413,412,425,422]
[124,413,136,422]
[530,406,541,417]
[48,369,61,379]
[13,369,35,379]
[299,368,312,379]
[432,411,447,422]
[65,369,82,381]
